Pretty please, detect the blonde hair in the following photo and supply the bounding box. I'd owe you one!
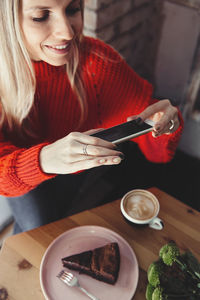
[0,0,86,135]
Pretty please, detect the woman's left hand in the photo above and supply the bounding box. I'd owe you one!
[127,99,180,137]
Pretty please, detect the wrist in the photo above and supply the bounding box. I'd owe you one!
[39,145,50,173]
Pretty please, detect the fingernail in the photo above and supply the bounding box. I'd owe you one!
[113,157,121,163]
[99,159,106,164]
[135,117,143,125]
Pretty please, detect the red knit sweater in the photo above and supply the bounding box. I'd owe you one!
[0,37,183,197]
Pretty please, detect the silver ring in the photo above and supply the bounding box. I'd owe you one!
[83,144,88,156]
[169,119,175,131]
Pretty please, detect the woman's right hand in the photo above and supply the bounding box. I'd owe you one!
[39,131,123,174]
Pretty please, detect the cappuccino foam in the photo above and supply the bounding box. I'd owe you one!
[124,194,157,221]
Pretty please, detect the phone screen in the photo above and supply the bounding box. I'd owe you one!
[91,119,153,144]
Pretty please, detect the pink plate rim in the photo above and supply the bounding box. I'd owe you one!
[40,225,139,300]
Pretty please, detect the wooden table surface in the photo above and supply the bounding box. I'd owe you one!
[0,187,199,300]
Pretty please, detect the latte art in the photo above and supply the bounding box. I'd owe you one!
[124,195,157,220]
[121,189,163,229]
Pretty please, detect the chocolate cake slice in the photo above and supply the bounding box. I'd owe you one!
[61,242,120,284]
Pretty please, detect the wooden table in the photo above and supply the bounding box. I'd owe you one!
[0,187,199,300]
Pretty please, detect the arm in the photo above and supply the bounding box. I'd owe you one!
[0,130,123,197]
[92,40,183,162]
[0,136,54,197]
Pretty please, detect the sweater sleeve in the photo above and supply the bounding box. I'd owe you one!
[0,133,55,197]
[93,40,183,163]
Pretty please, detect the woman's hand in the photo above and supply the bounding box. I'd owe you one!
[127,99,180,137]
[39,130,123,174]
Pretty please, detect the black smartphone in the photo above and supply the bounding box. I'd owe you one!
[91,119,154,144]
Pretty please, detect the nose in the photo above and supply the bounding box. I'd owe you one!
[53,15,74,40]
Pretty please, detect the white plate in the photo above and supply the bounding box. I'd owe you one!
[40,225,139,300]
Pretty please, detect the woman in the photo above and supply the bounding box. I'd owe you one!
[0,0,183,233]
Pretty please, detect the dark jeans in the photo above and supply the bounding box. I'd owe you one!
[6,142,161,234]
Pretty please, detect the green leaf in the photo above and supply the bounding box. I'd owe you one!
[147,261,163,287]
[146,283,155,300]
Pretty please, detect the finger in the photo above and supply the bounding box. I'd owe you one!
[164,118,180,135]
[69,139,123,159]
[79,143,122,157]
[137,102,164,121]
[153,111,173,132]
[154,108,178,134]
[152,118,179,137]
[65,153,118,163]
[127,115,139,122]
[70,155,123,171]
[70,132,116,149]
[151,103,178,132]
[84,128,105,135]
[137,100,172,122]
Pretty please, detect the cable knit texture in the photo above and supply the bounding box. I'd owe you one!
[0,37,183,197]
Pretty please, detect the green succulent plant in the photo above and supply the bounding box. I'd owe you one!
[146,242,200,300]
[159,242,180,266]
[147,261,163,287]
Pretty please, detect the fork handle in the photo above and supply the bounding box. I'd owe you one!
[78,286,100,300]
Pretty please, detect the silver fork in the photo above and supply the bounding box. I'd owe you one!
[57,270,100,300]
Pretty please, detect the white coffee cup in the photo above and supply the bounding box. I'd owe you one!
[120,189,163,230]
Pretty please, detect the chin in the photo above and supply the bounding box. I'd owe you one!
[41,57,68,66]
[46,53,73,66]
[48,61,67,66]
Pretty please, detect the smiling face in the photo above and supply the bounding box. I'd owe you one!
[21,0,83,66]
